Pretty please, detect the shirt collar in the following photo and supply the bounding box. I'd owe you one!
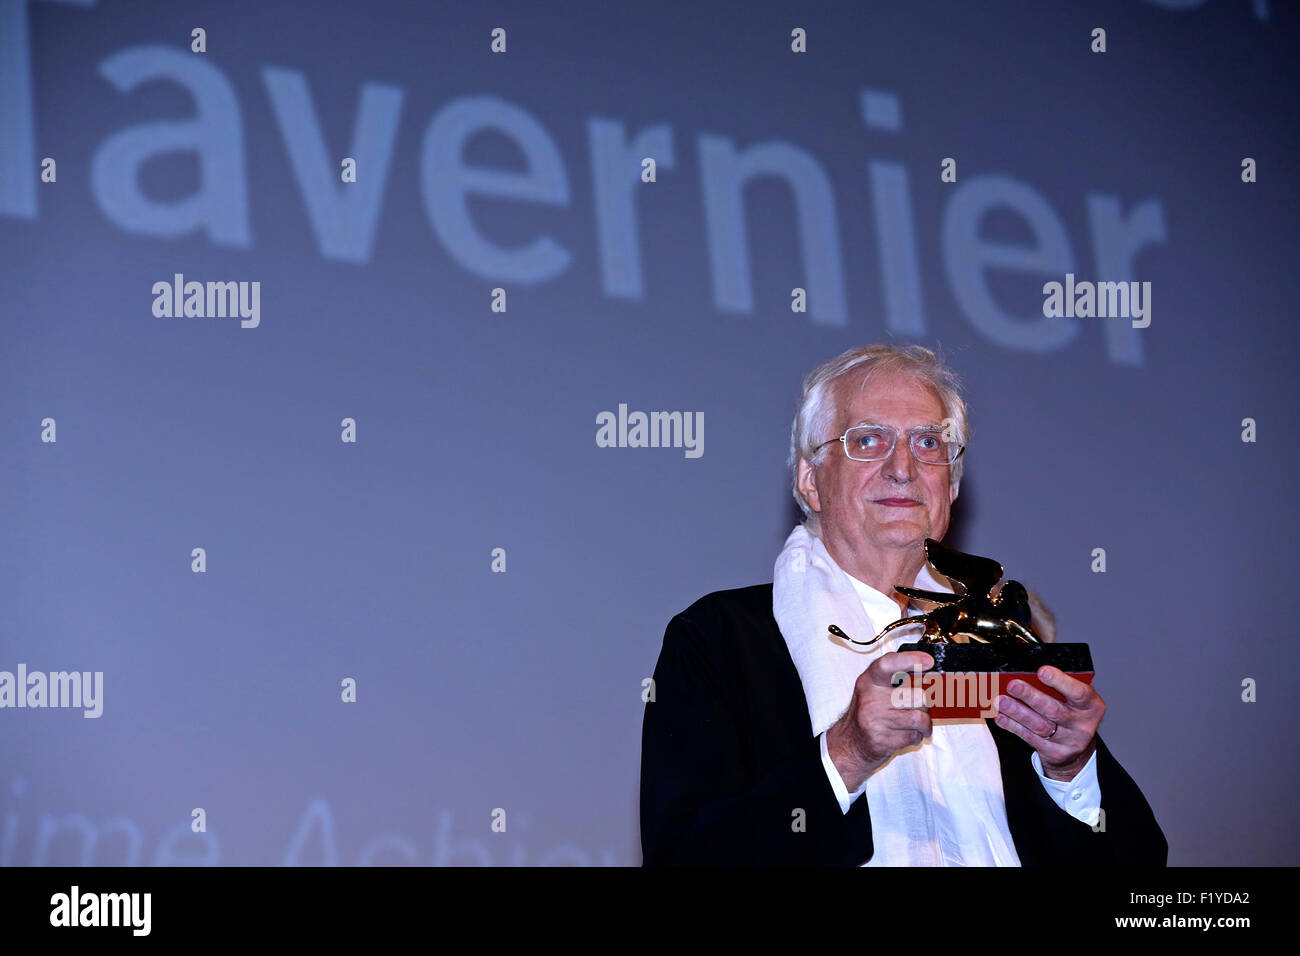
[842,558,955,635]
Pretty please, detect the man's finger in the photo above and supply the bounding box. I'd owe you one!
[888,683,927,710]
[1036,666,1095,708]
[1003,679,1068,724]
[871,650,934,686]
[993,711,1061,755]
[995,693,1058,739]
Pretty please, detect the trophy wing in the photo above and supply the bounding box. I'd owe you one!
[923,538,1004,599]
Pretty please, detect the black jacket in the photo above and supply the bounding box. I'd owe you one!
[640,583,1168,866]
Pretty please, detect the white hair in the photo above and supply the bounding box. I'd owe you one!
[787,344,970,534]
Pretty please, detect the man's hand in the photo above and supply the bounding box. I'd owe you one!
[826,650,935,792]
[994,666,1104,781]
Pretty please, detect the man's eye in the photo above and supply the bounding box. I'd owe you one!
[915,435,939,449]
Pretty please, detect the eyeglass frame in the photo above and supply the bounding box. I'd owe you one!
[811,422,966,466]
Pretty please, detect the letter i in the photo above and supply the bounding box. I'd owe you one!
[861,89,924,336]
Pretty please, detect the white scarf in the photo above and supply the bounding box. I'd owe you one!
[772,523,1021,866]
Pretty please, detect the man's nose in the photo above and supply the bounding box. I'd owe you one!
[882,434,916,482]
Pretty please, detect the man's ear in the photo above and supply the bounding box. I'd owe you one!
[797,456,822,513]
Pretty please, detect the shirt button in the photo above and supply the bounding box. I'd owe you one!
[1071,791,1082,801]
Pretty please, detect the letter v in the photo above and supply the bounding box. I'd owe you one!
[263,67,403,262]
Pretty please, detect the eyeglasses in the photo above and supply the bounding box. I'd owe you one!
[813,424,965,466]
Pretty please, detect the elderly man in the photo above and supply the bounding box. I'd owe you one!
[640,344,1166,866]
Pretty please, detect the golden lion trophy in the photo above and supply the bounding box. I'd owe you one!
[831,538,1094,718]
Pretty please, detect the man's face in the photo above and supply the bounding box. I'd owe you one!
[797,370,957,562]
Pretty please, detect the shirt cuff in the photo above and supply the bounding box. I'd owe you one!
[820,731,867,815]
[1031,748,1102,826]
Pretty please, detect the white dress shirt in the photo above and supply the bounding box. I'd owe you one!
[817,570,1102,865]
